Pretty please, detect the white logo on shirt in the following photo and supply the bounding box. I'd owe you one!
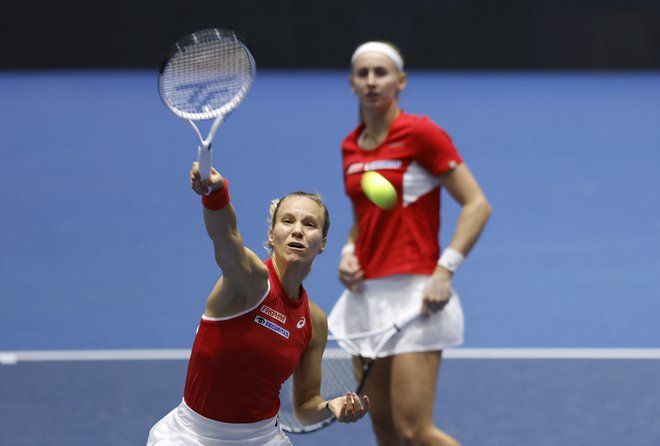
[346,159,403,175]
[297,317,306,329]
[366,160,402,171]
[260,305,286,323]
[255,315,290,339]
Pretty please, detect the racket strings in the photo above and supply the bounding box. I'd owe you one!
[160,38,254,119]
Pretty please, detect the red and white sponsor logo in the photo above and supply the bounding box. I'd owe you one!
[346,159,402,175]
[260,305,286,323]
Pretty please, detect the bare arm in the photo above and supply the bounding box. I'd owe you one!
[338,208,364,291]
[439,163,492,257]
[292,303,369,425]
[422,163,492,315]
[190,163,268,317]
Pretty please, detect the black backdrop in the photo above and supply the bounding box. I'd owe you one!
[2,0,659,69]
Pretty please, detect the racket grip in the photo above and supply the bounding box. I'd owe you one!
[198,146,212,181]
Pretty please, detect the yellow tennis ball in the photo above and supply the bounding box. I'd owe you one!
[361,171,398,210]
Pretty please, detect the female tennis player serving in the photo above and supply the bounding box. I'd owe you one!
[328,41,492,446]
[147,164,369,445]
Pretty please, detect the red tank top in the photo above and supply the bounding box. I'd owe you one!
[183,259,313,423]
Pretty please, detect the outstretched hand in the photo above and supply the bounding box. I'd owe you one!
[190,162,224,196]
[327,392,370,423]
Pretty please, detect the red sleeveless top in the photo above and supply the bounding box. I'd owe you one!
[183,259,313,422]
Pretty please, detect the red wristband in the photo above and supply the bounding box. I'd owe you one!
[201,179,230,210]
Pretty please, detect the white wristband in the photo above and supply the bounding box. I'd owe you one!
[341,243,355,256]
[437,247,465,273]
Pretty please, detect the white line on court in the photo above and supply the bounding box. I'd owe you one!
[444,348,660,360]
[0,349,190,364]
[2,348,660,364]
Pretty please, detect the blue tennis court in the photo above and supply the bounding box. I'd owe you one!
[1,70,659,445]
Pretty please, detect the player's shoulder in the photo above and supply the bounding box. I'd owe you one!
[306,300,328,346]
[342,124,363,149]
[399,112,454,147]
[307,300,328,330]
[399,111,443,130]
[308,300,327,323]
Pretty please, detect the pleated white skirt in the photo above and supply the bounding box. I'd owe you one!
[328,274,464,358]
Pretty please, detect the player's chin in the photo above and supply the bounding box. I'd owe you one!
[362,96,381,106]
[283,249,311,263]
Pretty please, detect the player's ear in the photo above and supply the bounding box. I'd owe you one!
[398,72,407,91]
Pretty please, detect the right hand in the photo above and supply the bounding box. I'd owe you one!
[190,162,224,196]
[421,266,453,316]
[338,253,364,292]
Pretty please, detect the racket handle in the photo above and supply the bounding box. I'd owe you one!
[198,146,212,181]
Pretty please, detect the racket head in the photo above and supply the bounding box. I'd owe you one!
[158,28,256,121]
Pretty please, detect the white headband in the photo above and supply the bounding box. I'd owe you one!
[351,42,404,71]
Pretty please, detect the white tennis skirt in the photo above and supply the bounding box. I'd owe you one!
[327,274,464,358]
[147,400,293,446]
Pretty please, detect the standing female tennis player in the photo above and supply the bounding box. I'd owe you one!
[147,164,369,445]
[328,41,492,446]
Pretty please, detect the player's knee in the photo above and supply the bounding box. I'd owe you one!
[394,422,422,446]
[438,437,461,446]
[370,418,399,444]
[371,421,396,438]
[396,424,461,446]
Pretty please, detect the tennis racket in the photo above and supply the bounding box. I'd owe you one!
[278,312,422,433]
[158,28,255,182]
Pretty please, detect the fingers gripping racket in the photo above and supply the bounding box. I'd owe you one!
[278,313,422,433]
[158,28,255,181]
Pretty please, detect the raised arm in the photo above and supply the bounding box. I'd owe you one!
[190,163,268,317]
[291,303,369,425]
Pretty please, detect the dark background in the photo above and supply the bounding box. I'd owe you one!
[2,0,660,69]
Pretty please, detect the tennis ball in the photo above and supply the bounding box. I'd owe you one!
[361,171,398,210]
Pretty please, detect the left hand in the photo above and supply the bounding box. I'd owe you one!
[421,267,453,316]
[327,392,370,423]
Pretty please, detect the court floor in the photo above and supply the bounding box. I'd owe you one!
[1,357,660,445]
